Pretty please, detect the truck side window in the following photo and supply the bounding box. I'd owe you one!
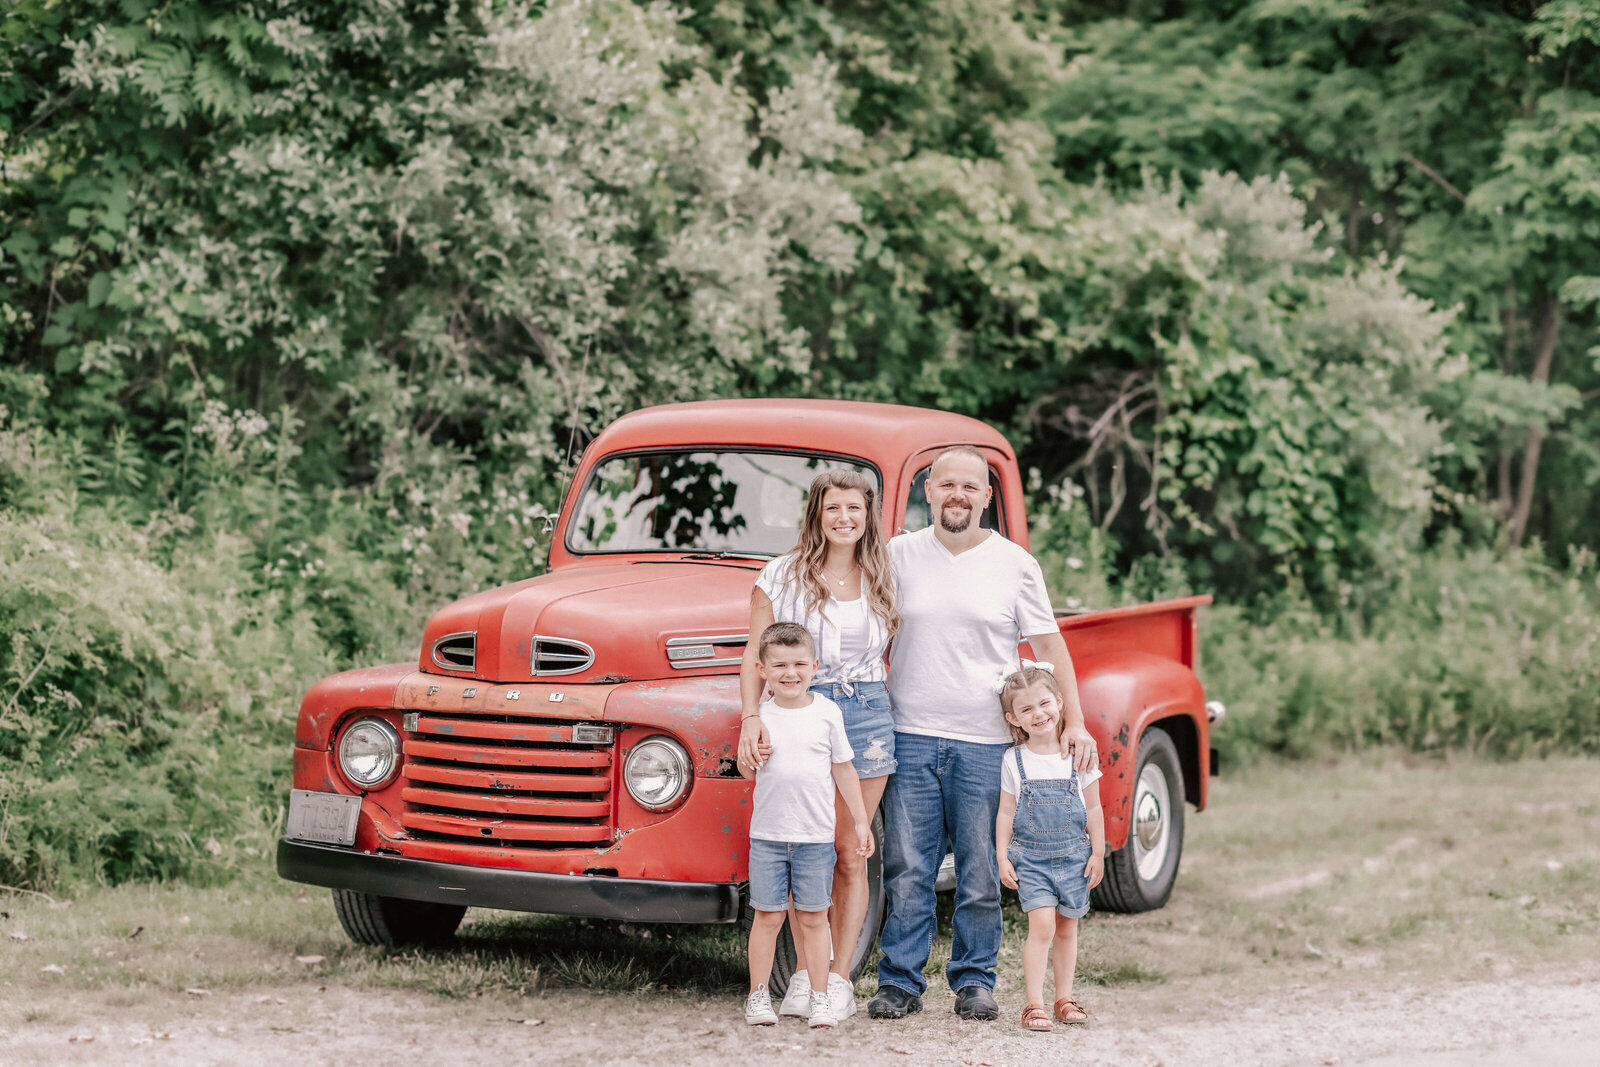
[903,464,1004,536]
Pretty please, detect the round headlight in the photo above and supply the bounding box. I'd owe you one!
[624,736,692,811]
[338,717,401,789]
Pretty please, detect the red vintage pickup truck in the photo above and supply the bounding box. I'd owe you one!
[277,399,1220,982]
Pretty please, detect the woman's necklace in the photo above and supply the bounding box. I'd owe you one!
[822,562,858,587]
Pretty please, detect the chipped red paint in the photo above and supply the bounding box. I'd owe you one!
[1066,642,1211,851]
[284,400,1214,916]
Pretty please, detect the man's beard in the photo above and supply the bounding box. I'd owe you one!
[938,504,973,533]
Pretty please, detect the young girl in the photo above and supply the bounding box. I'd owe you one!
[994,664,1105,1032]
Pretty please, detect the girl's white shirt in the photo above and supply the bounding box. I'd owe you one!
[755,554,891,687]
[1000,744,1102,805]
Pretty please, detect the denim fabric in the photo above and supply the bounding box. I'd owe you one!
[1009,847,1092,917]
[811,681,898,780]
[877,732,1007,995]
[1007,747,1092,917]
[748,839,836,912]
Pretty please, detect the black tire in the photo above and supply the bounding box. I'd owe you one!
[332,889,467,947]
[1092,727,1185,913]
[740,810,885,996]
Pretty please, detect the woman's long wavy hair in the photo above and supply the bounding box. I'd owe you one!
[789,470,900,637]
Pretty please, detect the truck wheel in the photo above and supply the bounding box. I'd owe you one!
[741,811,884,996]
[1092,727,1185,913]
[332,889,466,947]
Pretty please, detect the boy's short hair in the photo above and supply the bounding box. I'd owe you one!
[758,621,814,662]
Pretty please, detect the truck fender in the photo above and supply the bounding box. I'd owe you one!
[1072,651,1209,853]
[294,663,414,749]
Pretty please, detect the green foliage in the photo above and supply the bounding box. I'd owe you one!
[1029,477,1600,768]
[3,0,1598,890]
[1041,0,1600,559]
[1199,543,1600,765]
[0,401,454,889]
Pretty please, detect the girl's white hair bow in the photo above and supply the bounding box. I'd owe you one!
[993,658,1055,694]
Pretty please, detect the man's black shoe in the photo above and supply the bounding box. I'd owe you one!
[866,985,924,1019]
[953,985,1000,1021]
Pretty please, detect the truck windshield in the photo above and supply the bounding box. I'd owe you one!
[567,451,879,556]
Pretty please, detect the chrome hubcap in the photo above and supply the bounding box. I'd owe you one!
[1132,762,1171,882]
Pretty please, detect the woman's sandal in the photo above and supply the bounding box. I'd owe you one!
[1053,996,1088,1024]
[1021,1004,1053,1032]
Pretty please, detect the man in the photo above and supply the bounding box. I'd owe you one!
[868,447,1097,1022]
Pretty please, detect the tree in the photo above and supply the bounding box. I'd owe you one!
[1041,0,1598,554]
[2,0,862,536]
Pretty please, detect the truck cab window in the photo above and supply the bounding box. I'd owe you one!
[568,450,879,555]
[902,464,1004,536]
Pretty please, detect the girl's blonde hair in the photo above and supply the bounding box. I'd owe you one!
[789,470,900,637]
[998,666,1066,746]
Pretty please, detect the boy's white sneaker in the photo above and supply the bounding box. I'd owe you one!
[745,985,778,1026]
[827,972,857,1019]
[808,989,838,1029]
[778,971,811,1017]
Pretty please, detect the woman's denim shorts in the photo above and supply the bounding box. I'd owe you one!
[1009,844,1093,918]
[749,839,836,912]
[809,681,897,779]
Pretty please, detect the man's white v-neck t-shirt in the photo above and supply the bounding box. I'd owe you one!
[887,526,1058,744]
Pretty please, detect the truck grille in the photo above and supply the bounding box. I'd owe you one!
[398,713,613,847]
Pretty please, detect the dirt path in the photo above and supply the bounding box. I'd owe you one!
[6,970,1598,1066]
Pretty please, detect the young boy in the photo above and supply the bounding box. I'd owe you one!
[741,622,875,1029]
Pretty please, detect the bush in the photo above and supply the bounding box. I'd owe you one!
[1198,543,1600,765]
[0,406,493,890]
[1029,468,1600,766]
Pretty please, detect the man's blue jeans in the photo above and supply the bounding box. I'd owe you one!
[877,731,1007,995]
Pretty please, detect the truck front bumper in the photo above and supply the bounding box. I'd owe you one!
[277,839,742,924]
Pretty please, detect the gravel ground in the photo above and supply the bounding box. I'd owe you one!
[5,969,1598,1066]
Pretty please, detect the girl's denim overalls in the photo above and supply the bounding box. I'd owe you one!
[1006,747,1093,917]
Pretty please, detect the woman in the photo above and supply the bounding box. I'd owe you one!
[737,469,900,1020]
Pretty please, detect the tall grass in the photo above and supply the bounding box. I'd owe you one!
[1200,543,1600,764]
[0,398,522,890]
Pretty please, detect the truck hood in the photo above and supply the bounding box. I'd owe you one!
[417,560,762,683]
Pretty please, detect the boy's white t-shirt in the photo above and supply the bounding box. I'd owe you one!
[887,526,1059,744]
[749,694,854,843]
[1000,745,1103,805]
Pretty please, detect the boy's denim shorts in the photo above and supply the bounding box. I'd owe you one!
[1008,844,1092,918]
[749,839,836,913]
[810,681,897,780]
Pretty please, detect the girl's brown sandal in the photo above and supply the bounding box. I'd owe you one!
[1021,1004,1053,1031]
[1053,996,1088,1024]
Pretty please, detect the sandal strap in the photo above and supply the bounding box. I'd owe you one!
[1021,1004,1053,1030]
[1053,996,1088,1021]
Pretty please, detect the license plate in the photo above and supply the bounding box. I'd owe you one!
[286,790,361,846]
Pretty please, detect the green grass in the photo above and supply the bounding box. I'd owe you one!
[4,754,1597,1012]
